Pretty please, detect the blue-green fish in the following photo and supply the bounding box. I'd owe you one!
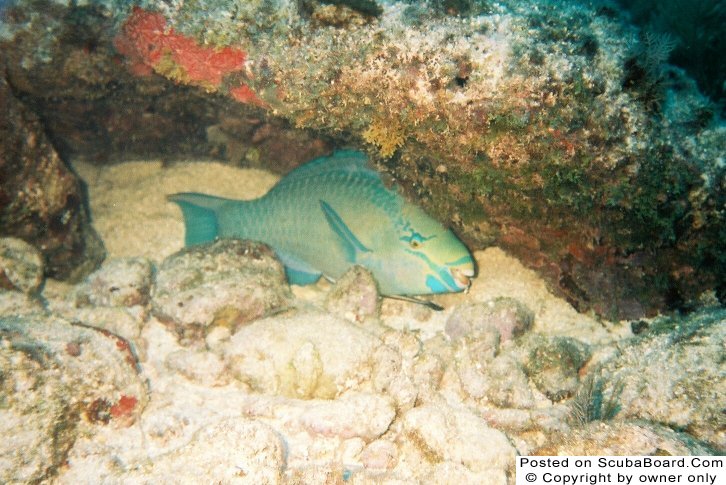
[169,150,475,296]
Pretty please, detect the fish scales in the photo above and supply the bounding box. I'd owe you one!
[169,150,475,295]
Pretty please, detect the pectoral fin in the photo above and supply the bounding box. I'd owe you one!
[319,200,371,262]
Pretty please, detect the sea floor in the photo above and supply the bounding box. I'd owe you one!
[2,157,721,484]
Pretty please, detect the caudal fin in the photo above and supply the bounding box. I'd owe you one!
[168,192,233,246]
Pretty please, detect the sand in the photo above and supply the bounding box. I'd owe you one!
[73,159,280,262]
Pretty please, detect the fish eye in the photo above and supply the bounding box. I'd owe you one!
[401,230,433,248]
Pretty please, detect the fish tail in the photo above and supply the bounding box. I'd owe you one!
[168,192,232,246]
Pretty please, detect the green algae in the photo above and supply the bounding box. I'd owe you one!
[646,307,726,341]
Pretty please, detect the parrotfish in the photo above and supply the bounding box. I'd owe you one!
[169,150,475,296]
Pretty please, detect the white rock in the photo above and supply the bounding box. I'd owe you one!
[165,348,230,386]
[0,315,147,483]
[0,291,45,317]
[0,237,44,294]
[224,310,385,399]
[134,418,285,484]
[152,239,292,342]
[400,403,515,478]
[360,439,399,470]
[74,257,153,308]
[297,393,395,441]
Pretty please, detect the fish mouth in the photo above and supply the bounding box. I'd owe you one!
[451,267,475,290]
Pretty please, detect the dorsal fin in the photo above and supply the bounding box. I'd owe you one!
[269,149,405,223]
[271,150,378,189]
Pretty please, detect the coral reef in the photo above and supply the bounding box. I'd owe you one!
[4,2,723,479]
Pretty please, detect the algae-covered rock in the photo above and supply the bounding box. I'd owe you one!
[522,335,592,402]
[74,257,153,308]
[325,264,380,323]
[0,73,105,282]
[0,315,147,483]
[595,308,726,450]
[2,2,331,170]
[151,239,292,343]
[534,421,716,456]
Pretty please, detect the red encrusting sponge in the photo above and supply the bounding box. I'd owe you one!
[114,7,264,106]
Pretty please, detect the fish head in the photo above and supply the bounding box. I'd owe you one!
[375,202,475,295]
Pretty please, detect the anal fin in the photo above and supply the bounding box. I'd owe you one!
[275,249,322,286]
[285,267,323,286]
